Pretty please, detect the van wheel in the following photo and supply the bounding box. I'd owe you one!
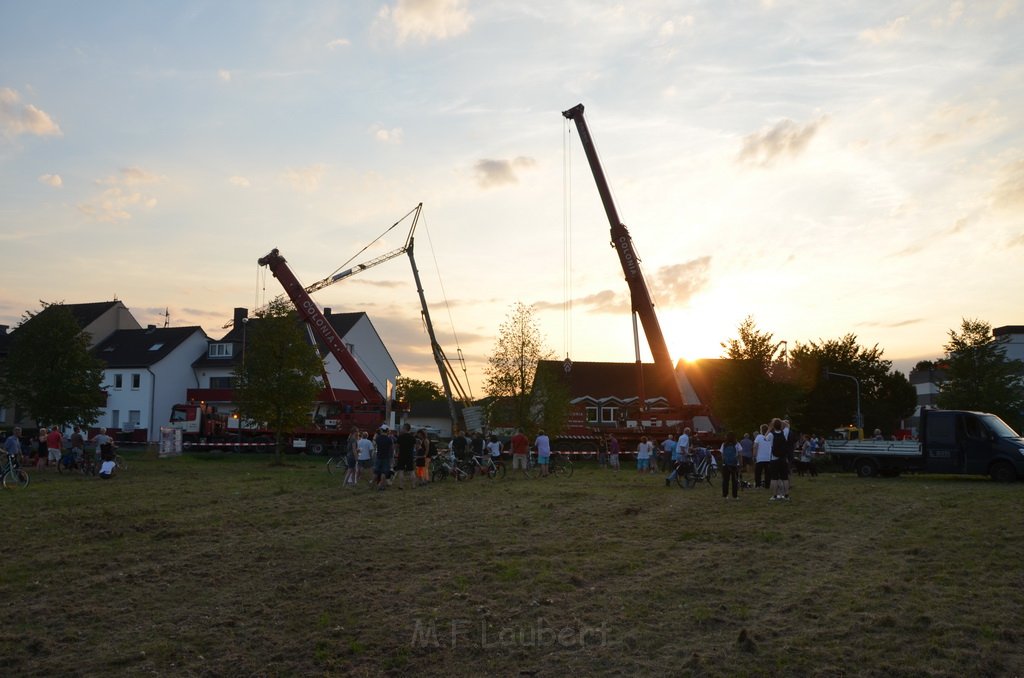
[855,458,877,478]
[990,461,1017,483]
[310,442,325,456]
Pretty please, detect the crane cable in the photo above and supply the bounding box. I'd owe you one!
[420,211,474,400]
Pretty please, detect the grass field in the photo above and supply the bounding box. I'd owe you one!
[2,451,1022,677]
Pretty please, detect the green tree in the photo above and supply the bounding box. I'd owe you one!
[396,377,445,404]
[938,319,1024,429]
[484,302,554,431]
[0,302,105,428]
[712,316,794,435]
[234,299,323,464]
[530,361,572,437]
[789,334,915,436]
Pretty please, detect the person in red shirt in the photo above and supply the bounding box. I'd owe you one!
[509,427,530,475]
[45,426,64,470]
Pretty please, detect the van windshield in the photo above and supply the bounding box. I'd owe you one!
[980,414,1021,439]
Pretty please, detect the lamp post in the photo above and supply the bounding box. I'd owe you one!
[823,368,862,433]
[238,317,248,446]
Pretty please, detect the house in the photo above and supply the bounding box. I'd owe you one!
[93,325,210,441]
[187,307,400,427]
[0,301,142,431]
[402,400,460,438]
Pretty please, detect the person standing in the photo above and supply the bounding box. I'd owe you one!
[636,436,652,473]
[509,427,530,476]
[450,429,469,464]
[738,432,754,475]
[485,435,503,471]
[394,424,417,489]
[470,431,486,467]
[753,424,772,489]
[343,426,360,487]
[660,434,677,476]
[46,425,64,470]
[607,434,621,470]
[534,429,551,477]
[356,431,374,482]
[769,418,791,501]
[372,425,394,491]
[720,432,741,499]
[70,426,85,466]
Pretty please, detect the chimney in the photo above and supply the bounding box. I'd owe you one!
[146,324,157,332]
[324,307,332,317]
[233,307,248,328]
[0,324,7,334]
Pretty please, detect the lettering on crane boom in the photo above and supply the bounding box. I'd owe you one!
[300,299,345,351]
[617,235,639,278]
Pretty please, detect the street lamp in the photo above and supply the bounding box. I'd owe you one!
[823,368,863,433]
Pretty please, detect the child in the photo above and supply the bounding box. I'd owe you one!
[98,458,117,479]
[636,436,651,473]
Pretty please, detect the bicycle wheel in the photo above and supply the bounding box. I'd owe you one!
[114,455,128,472]
[675,470,696,489]
[326,456,344,474]
[3,467,30,489]
[433,463,449,481]
[556,460,574,478]
[490,462,506,480]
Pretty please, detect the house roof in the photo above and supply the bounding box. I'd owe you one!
[94,326,206,368]
[536,360,681,401]
[993,325,1024,337]
[62,301,124,329]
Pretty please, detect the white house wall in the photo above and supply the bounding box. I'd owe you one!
[323,316,400,398]
[150,331,210,438]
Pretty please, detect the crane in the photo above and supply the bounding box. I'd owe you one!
[562,103,686,411]
[257,248,384,405]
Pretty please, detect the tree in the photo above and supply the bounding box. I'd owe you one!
[234,299,323,464]
[0,302,105,428]
[938,319,1024,429]
[712,316,795,435]
[789,334,915,436]
[484,302,554,431]
[530,361,572,437]
[396,377,444,405]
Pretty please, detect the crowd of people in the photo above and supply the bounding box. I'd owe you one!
[591,420,828,501]
[338,423,555,491]
[2,425,120,478]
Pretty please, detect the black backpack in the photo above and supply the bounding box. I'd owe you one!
[771,430,787,459]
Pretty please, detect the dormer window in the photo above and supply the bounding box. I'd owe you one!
[209,343,233,358]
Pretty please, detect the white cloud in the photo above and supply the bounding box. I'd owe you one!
[473,156,537,188]
[377,0,472,45]
[737,116,827,167]
[229,176,251,188]
[218,69,232,82]
[79,167,161,221]
[371,124,404,143]
[38,174,62,188]
[283,164,327,193]
[326,38,351,50]
[859,16,909,44]
[659,15,694,37]
[992,159,1024,212]
[0,87,62,138]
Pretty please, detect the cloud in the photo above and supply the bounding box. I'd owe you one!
[218,69,232,82]
[533,289,626,314]
[38,174,62,188]
[79,166,161,222]
[992,159,1024,212]
[371,124,404,143]
[351,279,405,289]
[78,187,158,223]
[283,164,327,193]
[229,175,251,188]
[648,257,712,307]
[659,15,694,37]
[737,116,827,167]
[326,38,351,50]
[858,318,925,329]
[859,16,909,44]
[0,87,62,138]
[1008,233,1024,248]
[473,156,537,188]
[377,0,472,44]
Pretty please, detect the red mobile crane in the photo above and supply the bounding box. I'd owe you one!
[562,103,686,411]
[257,248,386,406]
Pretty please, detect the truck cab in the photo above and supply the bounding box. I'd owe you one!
[920,409,1024,481]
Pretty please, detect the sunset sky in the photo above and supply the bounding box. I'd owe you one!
[2,1,1022,394]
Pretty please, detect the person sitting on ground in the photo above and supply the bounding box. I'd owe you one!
[98,457,117,479]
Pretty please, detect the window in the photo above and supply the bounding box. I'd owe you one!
[601,407,618,423]
[131,373,141,390]
[208,343,233,358]
[209,376,235,389]
[114,374,123,390]
[127,410,141,430]
[148,343,163,351]
[586,407,599,423]
[111,410,120,428]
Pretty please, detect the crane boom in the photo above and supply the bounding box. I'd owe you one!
[562,103,685,410]
[257,248,384,405]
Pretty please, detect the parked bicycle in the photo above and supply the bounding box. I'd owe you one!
[692,448,717,486]
[548,452,574,478]
[470,454,506,480]
[431,453,472,482]
[2,454,30,489]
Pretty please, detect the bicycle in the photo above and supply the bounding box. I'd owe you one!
[470,455,506,480]
[692,448,717,486]
[114,454,128,472]
[2,454,30,489]
[431,453,472,482]
[548,452,574,478]
[670,458,699,489]
[326,455,346,474]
